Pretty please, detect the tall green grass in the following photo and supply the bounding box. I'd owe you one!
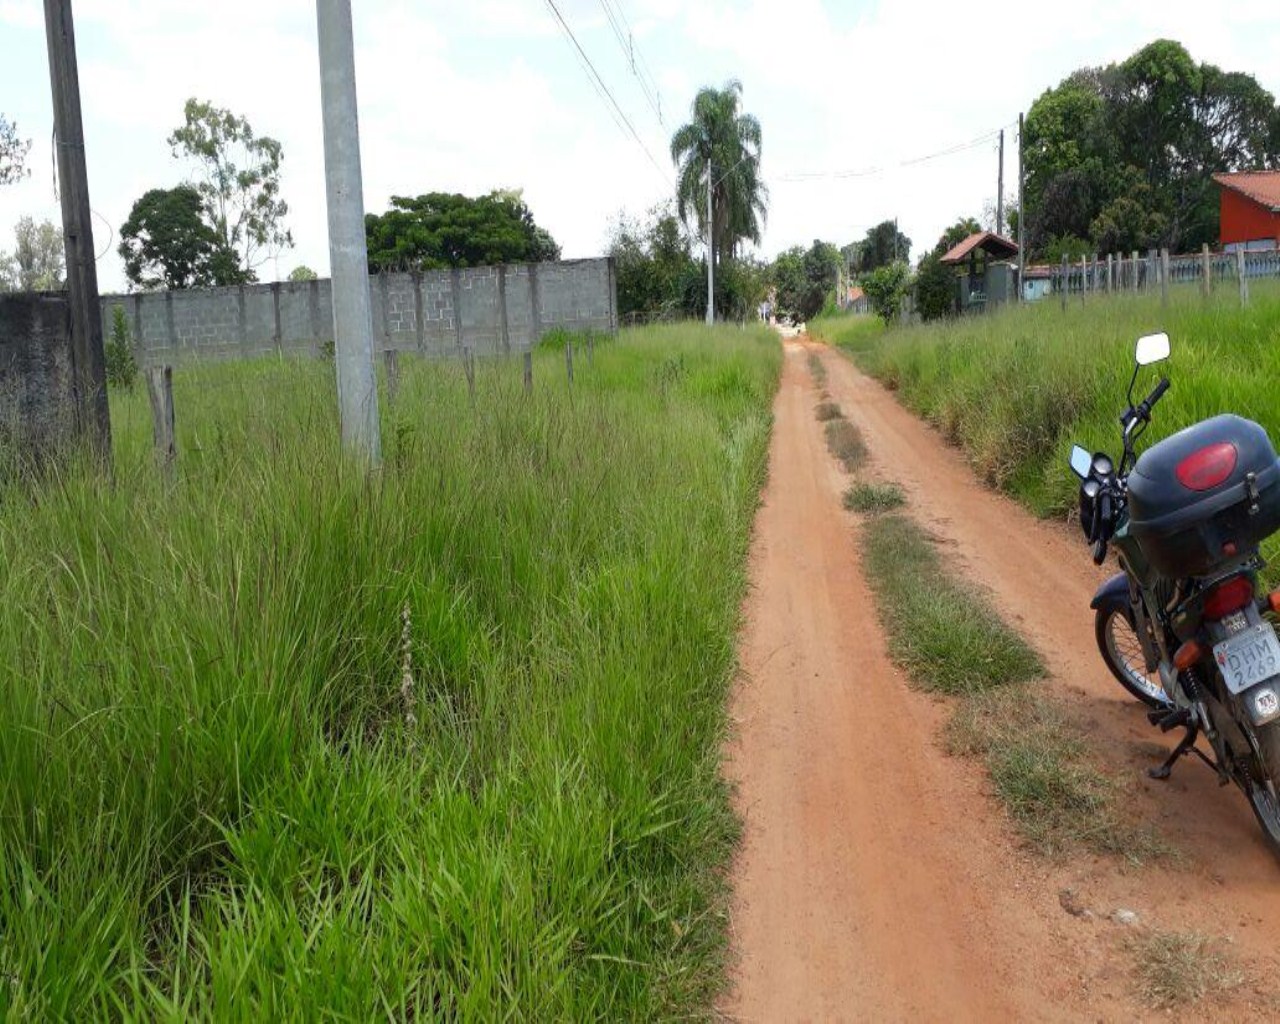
[813,285,1280,519]
[0,324,780,1019]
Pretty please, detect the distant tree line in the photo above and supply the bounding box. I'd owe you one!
[1023,39,1280,260]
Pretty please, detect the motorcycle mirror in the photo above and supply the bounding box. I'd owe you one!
[1135,332,1170,366]
[1070,445,1092,479]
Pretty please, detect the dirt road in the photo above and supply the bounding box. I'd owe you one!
[723,338,1280,1021]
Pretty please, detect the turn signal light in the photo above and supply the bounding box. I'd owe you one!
[1174,640,1204,671]
[1203,576,1255,619]
[1175,442,1238,491]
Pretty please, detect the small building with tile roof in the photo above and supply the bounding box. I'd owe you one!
[1213,171,1280,253]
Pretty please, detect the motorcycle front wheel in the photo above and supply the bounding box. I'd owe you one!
[1095,607,1169,709]
[1243,721,1280,862]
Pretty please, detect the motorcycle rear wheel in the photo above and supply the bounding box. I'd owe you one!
[1242,721,1280,862]
[1095,607,1168,709]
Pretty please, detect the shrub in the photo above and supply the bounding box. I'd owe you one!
[105,305,138,390]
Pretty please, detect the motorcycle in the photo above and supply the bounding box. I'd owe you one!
[1071,332,1280,857]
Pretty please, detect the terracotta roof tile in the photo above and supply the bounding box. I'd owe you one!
[939,231,1019,265]
[1213,171,1280,212]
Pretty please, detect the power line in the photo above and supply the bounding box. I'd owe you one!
[542,0,672,186]
[774,124,1014,183]
[597,0,665,127]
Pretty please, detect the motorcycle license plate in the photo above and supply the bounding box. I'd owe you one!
[1213,624,1280,695]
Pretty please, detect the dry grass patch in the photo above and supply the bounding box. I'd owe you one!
[824,418,867,471]
[815,401,843,422]
[1129,930,1244,1008]
[843,481,906,514]
[807,351,827,386]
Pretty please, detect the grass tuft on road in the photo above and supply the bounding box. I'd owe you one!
[0,323,781,1019]
[946,691,1169,861]
[843,481,906,514]
[860,514,1043,694]
[815,401,843,422]
[806,351,827,386]
[824,418,868,472]
[1129,931,1244,1007]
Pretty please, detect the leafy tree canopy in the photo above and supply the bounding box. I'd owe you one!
[915,254,955,322]
[860,261,910,325]
[608,203,698,318]
[935,217,982,256]
[773,239,840,322]
[0,114,30,186]
[168,98,292,277]
[847,221,912,274]
[1024,39,1280,257]
[365,191,561,272]
[12,217,64,291]
[288,265,318,282]
[119,186,245,290]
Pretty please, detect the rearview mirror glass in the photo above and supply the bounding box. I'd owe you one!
[1135,332,1170,366]
[1070,445,1092,479]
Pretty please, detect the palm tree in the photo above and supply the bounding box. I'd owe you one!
[670,81,767,282]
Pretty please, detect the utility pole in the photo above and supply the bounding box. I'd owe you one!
[705,155,714,325]
[1017,113,1026,302]
[43,0,110,461]
[996,128,1005,237]
[316,0,380,462]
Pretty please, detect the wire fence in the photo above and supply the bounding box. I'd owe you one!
[1049,245,1280,304]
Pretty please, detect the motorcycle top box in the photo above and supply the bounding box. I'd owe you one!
[1127,413,1280,579]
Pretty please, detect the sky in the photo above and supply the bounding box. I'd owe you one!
[2,0,1279,292]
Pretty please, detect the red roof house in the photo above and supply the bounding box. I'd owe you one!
[1213,171,1280,252]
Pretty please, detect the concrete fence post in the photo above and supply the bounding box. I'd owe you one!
[383,348,400,405]
[565,336,574,384]
[462,345,475,406]
[1238,248,1249,307]
[1081,255,1088,300]
[1107,253,1114,292]
[1060,255,1068,312]
[1160,248,1170,307]
[1131,250,1140,293]
[146,364,176,470]
[1201,243,1212,298]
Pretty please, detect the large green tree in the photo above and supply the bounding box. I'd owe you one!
[773,240,840,322]
[0,114,29,186]
[118,185,242,290]
[1024,40,1280,257]
[670,81,768,281]
[848,221,912,273]
[364,191,560,272]
[12,217,64,291]
[608,203,698,318]
[168,98,293,279]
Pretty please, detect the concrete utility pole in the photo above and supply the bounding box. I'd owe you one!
[996,128,1005,237]
[43,0,110,460]
[705,155,714,325]
[316,0,380,462]
[1017,113,1026,301]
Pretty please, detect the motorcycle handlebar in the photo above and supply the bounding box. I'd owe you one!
[1137,377,1171,421]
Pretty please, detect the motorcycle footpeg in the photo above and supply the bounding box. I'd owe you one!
[1150,707,1191,733]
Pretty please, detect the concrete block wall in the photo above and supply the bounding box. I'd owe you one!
[0,293,76,458]
[101,258,617,365]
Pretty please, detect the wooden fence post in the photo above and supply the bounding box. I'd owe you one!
[1107,253,1114,292]
[1131,250,1140,294]
[383,349,400,405]
[146,365,176,469]
[1060,255,1068,312]
[523,350,533,394]
[1237,248,1249,308]
[565,337,574,384]
[1160,248,1170,307]
[587,333,594,367]
[1201,243,1212,298]
[1080,255,1088,300]
[462,345,475,405]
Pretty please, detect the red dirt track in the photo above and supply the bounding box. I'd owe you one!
[721,337,1280,1022]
